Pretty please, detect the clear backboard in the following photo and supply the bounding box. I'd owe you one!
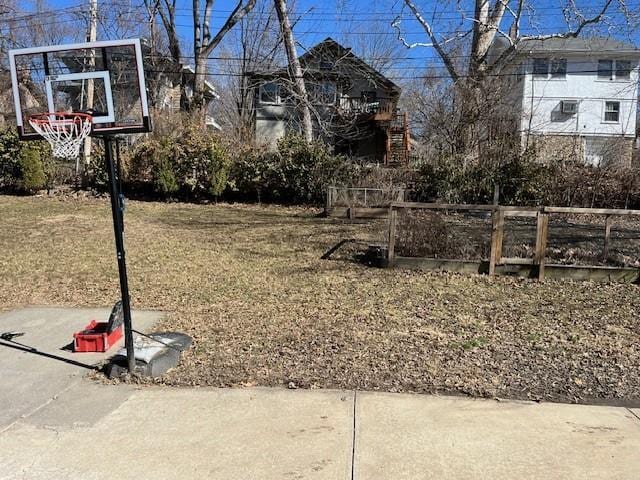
[9,38,151,139]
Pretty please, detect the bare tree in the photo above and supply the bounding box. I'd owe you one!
[274,0,312,142]
[392,1,633,158]
[214,0,283,141]
[393,0,632,80]
[192,0,257,110]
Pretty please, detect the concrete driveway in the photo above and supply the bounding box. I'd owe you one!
[0,306,162,431]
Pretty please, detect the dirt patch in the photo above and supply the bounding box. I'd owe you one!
[1,195,639,405]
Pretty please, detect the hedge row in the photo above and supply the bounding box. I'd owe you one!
[3,122,640,209]
[0,125,358,204]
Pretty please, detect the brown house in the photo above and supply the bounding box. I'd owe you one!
[247,38,410,166]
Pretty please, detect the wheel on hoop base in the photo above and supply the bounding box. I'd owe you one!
[28,112,93,159]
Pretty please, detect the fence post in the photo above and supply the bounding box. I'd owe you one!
[364,188,367,208]
[534,212,549,281]
[603,215,612,260]
[325,187,332,215]
[489,208,504,275]
[387,206,398,267]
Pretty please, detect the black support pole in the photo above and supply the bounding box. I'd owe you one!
[104,136,135,372]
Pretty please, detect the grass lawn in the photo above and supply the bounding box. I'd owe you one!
[1,194,639,405]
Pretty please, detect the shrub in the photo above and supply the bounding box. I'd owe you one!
[414,152,551,206]
[155,156,179,196]
[18,147,46,192]
[228,134,357,204]
[177,125,230,197]
[227,146,273,202]
[0,127,52,193]
[0,128,23,190]
[128,123,231,199]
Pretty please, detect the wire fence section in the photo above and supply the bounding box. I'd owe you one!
[387,202,640,281]
[326,186,407,209]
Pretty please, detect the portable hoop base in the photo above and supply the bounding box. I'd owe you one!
[28,112,92,159]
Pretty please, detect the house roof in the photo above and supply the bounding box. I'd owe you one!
[182,65,219,99]
[299,38,401,93]
[517,36,640,55]
[247,38,401,94]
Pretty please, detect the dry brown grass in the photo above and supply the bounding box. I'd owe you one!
[1,195,640,405]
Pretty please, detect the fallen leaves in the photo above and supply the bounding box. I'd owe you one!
[1,195,640,405]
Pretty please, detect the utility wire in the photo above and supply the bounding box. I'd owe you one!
[12,62,640,84]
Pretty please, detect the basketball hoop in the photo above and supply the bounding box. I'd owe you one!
[28,112,93,159]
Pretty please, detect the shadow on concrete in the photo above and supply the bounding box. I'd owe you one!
[0,339,98,371]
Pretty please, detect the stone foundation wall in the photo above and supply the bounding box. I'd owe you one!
[525,134,584,164]
[526,134,634,167]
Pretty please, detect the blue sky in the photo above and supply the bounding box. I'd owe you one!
[34,0,640,82]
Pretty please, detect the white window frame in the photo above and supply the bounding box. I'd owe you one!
[603,100,621,123]
[259,82,281,105]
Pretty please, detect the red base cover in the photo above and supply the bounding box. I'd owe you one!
[73,320,123,353]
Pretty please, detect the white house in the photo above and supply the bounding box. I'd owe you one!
[501,37,640,166]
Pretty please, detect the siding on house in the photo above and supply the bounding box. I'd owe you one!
[497,37,640,165]
[519,56,639,139]
[249,38,407,164]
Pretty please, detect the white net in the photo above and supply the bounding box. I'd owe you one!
[28,113,92,159]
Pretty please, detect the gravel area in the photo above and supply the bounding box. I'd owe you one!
[1,195,639,405]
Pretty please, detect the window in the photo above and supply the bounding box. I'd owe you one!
[598,59,614,79]
[550,58,567,79]
[616,60,631,79]
[604,101,620,122]
[260,82,280,104]
[599,59,632,81]
[533,58,549,77]
[532,58,566,79]
[308,81,336,104]
[584,137,606,166]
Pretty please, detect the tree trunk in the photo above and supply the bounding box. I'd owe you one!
[274,0,312,143]
[192,53,209,113]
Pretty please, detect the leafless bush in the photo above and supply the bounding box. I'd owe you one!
[396,211,460,258]
[395,210,491,259]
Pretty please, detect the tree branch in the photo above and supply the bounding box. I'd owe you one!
[395,0,460,81]
[202,0,256,57]
[193,0,201,53]
[522,0,614,41]
[203,0,213,48]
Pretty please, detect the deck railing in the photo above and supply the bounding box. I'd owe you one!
[338,97,395,116]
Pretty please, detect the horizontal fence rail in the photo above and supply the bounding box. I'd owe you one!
[325,186,407,219]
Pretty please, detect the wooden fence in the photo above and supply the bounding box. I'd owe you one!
[325,186,407,219]
[386,202,640,283]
